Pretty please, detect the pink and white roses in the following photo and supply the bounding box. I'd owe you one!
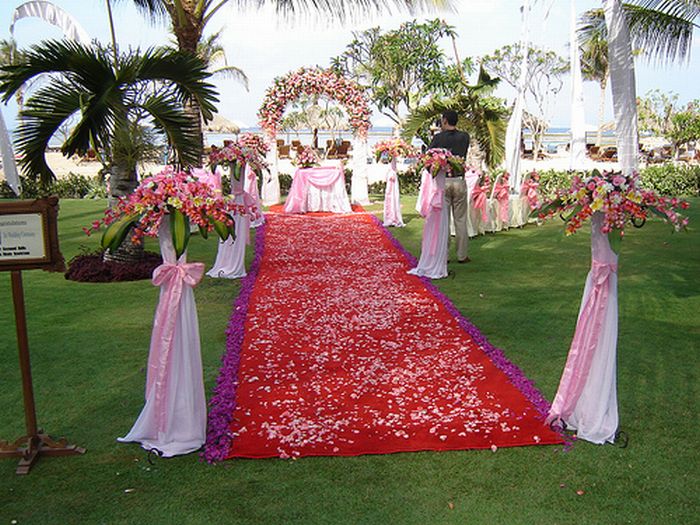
[259,67,371,138]
[417,148,466,177]
[86,167,255,258]
[293,145,320,169]
[374,138,417,163]
[537,169,689,249]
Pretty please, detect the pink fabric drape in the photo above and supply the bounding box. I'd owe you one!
[472,182,490,222]
[284,167,345,214]
[494,179,510,224]
[520,178,540,209]
[416,170,444,256]
[244,164,264,227]
[148,259,205,432]
[118,220,207,457]
[383,159,404,227]
[548,213,619,443]
[191,167,221,192]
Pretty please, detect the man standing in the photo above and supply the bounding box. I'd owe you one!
[429,110,471,263]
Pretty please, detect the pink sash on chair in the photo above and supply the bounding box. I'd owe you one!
[472,182,490,223]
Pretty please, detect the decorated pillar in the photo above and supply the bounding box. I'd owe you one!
[569,0,587,170]
[351,136,370,205]
[262,134,281,205]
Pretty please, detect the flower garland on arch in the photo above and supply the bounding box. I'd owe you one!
[258,67,371,138]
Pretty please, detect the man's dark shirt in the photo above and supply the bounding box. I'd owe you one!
[429,129,470,158]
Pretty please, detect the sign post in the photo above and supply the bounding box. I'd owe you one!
[0,197,85,474]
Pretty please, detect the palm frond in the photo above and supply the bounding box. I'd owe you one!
[142,93,202,167]
[133,47,219,121]
[266,0,454,22]
[624,2,698,63]
[401,94,506,168]
[210,65,249,90]
[14,83,84,184]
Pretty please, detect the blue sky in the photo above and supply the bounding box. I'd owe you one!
[1,0,699,130]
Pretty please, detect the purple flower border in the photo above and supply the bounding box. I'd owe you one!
[203,222,267,463]
[369,214,554,420]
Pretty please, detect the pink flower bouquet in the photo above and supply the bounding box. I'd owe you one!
[537,169,689,251]
[294,145,320,169]
[373,138,417,163]
[85,167,256,258]
[418,148,466,177]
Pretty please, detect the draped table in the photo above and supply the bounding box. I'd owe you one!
[284,166,352,214]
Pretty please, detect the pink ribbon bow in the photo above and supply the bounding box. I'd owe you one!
[472,184,490,222]
[147,261,205,433]
[521,179,540,209]
[495,182,510,224]
[547,260,618,422]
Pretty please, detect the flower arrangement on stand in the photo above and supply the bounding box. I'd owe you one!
[85,167,253,258]
[238,133,270,159]
[417,148,466,177]
[373,138,417,163]
[294,146,320,169]
[84,167,257,458]
[537,169,689,251]
[538,168,689,444]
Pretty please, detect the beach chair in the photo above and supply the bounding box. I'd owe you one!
[600,147,617,162]
[588,145,601,161]
[335,142,351,159]
[326,142,339,159]
[278,144,291,159]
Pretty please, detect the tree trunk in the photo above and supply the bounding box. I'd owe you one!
[174,15,204,167]
[104,162,144,263]
[596,78,607,147]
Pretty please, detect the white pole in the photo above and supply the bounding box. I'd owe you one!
[569,0,587,170]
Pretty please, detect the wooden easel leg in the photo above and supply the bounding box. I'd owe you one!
[0,271,86,475]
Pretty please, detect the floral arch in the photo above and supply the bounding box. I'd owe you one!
[257,67,372,205]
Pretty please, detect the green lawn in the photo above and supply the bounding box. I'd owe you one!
[0,197,697,524]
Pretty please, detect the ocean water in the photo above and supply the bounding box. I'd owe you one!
[34,126,615,151]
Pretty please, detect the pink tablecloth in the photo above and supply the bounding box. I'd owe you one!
[284,166,352,214]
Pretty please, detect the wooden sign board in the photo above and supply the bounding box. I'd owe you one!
[0,197,65,273]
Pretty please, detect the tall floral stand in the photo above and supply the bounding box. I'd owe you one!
[118,220,206,456]
[244,164,265,229]
[383,159,404,227]
[207,171,252,279]
[408,171,448,279]
[547,212,619,443]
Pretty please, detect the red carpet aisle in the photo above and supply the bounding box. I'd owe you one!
[205,212,561,461]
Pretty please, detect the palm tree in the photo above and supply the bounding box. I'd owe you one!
[578,9,609,147]
[0,40,218,198]
[125,0,452,158]
[0,38,28,110]
[196,30,248,90]
[401,67,507,168]
[579,1,699,65]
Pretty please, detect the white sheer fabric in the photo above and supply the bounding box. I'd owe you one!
[262,135,281,205]
[549,213,619,444]
[465,170,480,237]
[11,1,90,43]
[408,172,448,279]
[569,0,587,170]
[118,220,206,457]
[207,173,250,279]
[0,107,20,196]
[383,159,404,227]
[351,137,371,205]
[244,164,265,228]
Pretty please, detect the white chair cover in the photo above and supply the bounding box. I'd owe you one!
[244,164,265,228]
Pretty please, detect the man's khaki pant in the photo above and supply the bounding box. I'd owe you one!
[444,177,469,261]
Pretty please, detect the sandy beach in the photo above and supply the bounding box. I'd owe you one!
[1,150,628,187]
